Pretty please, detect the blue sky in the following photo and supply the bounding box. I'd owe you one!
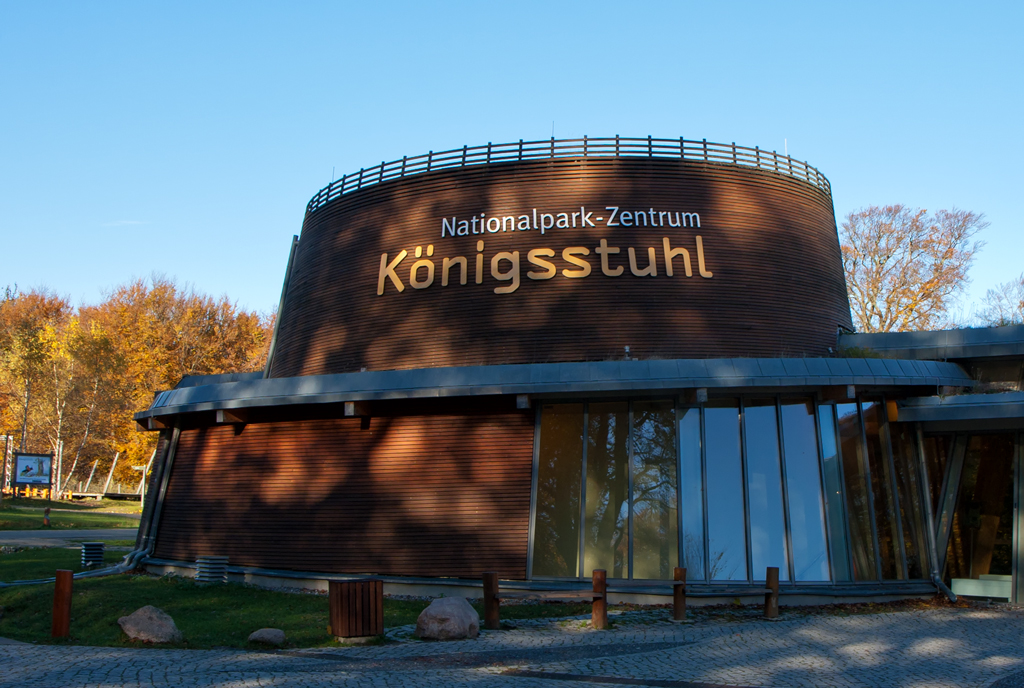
[2,1,1021,317]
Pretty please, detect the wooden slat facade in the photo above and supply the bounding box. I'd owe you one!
[152,399,535,579]
[269,156,852,378]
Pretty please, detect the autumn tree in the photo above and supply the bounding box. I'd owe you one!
[0,287,72,452]
[0,278,274,495]
[978,274,1024,327]
[840,205,988,333]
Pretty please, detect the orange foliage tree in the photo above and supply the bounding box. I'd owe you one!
[0,278,274,494]
[840,205,987,333]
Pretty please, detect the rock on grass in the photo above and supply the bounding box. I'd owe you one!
[118,605,183,643]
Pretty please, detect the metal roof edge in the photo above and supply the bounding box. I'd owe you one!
[133,357,973,420]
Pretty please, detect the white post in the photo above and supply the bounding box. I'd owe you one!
[102,452,120,495]
[83,459,99,493]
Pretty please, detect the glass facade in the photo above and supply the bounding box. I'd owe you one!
[931,430,1021,602]
[945,434,1015,581]
[532,394,937,584]
[781,399,830,582]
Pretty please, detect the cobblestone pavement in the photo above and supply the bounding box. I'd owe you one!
[2,606,1023,687]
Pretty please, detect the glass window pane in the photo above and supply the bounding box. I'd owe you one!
[889,423,929,579]
[782,399,830,582]
[679,407,705,580]
[533,404,584,577]
[744,399,789,581]
[922,435,952,517]
[705,400,747,581]
[837,402,877,581]
[946,434,1015,583]
[862,399,903,580]
[819,405,851,582]
[632,400,678,580]
[584,402,630,578]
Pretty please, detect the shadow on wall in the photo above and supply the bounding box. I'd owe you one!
[269,157,852,378]
[152,399,535,578]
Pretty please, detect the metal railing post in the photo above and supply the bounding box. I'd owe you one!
[302,136,830,217]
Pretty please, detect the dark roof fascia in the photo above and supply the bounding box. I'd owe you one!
[134,357,973,420]
[897,391,1024,422]
[839,325,1024,361]
[175,372,264,389]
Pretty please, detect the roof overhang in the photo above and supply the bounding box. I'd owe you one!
[898,391,1024,423]
[839,325,1024,361]
[134,357,973,424]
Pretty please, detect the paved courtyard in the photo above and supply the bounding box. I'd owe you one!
[1,605,1023,687]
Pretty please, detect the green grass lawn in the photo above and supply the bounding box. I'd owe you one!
[2,495,143,514]
[0,546,126,582]
[0,553,592,648]
[0,505,139,531]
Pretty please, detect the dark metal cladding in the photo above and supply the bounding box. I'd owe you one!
[269,154,853,379]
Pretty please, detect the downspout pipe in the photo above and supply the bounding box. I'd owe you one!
[917,423,957,602]
[0,424,180,588]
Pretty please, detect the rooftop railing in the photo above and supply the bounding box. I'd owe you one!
[305,136,831,216]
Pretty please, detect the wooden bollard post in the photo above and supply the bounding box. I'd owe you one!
[482,572,500,630]
[52,569,73,638]
[592,569,608,630]
[673,567,687,621]
[764,566,779,619]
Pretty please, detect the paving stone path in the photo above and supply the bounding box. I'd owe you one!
[2,606,1023,687]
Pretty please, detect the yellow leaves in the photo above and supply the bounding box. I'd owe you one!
[1,278,275,486]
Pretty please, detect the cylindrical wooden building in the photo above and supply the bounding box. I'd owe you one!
[134,137,979,601]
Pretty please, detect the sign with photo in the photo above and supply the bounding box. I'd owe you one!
[14,452,52,486]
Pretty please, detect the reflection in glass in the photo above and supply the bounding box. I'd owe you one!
[837,402,877,581]
[679,408,705,580]
[781,400,830,581]
[632,401,678,580]
[818,405,851,581]
[705,400,747,581]
[922,435,952,517]
[533,404,584,577]
[744,399,789,581]
[584,402,630,578]
[862,400,903,580]
[889,424,929,579]
[946,434,1015,582]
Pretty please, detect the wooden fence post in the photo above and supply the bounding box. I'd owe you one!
[52,569,73,637]
[764,566,779,619]
[673,567,687,621]
[482,572,500,630]
[592,569,607,630]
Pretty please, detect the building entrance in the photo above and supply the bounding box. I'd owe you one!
[931,431,1022,601]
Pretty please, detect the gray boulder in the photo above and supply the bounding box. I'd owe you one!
[248,628,286,646]
[118,605,183,643]
[415,597,479,640]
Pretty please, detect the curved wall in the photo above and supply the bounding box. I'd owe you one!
[270,156,852,378]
